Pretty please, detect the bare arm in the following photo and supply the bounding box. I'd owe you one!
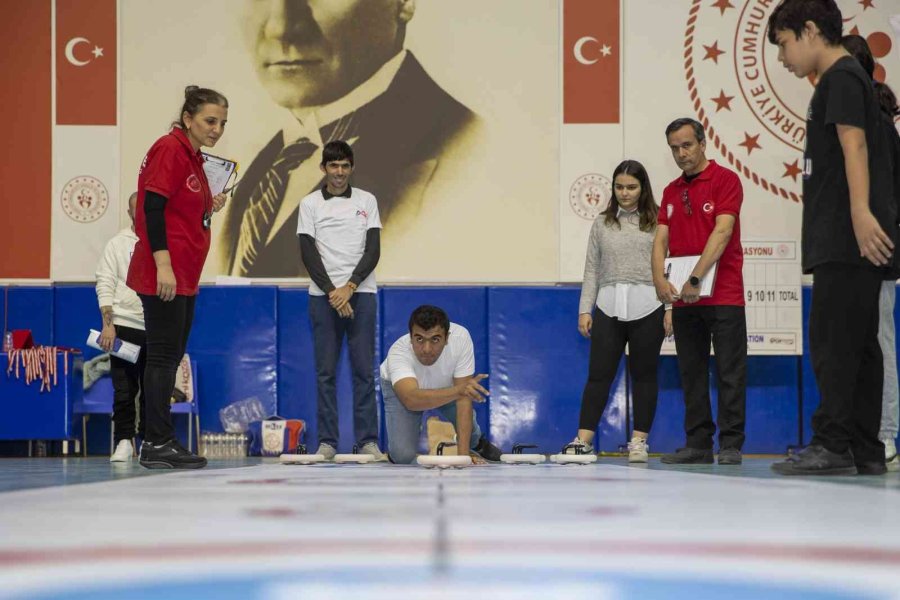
[690,214,735,280]
[392,374,489,412]
[100,306,114,328]
[454,377,474,458]
[652,224,679,303]
[838,123,893,265]
[839,124,870,217]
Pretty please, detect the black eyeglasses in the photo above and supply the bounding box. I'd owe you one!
[681,190,692,216]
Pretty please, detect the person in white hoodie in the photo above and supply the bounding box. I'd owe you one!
[95,193,147,462]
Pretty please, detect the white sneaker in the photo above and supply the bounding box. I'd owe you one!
[563,437,595,455]
[884,439,899,472]
[315,443,337,461]
[110,439,134,463]
[627,436,649,463]
[359,442,388,462]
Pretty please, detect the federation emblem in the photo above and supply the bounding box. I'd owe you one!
[776,243,792,259]
[569,173,612,220]
[186,173,202,193]
[60,175,109,223]
[683,0,898,204]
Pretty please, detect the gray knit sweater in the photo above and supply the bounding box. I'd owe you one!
[579,211,656,314]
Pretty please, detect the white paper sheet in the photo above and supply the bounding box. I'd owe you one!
[663,255,717,298]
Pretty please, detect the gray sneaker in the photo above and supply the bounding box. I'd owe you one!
[660,447,714,464]
[315,443,337,461]
[359,441,388,462]
[717,448,742,465]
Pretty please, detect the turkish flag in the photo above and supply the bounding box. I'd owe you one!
[56,0,116,125]
[563,0,620,124]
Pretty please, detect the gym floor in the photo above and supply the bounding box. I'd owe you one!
[1,457,898,599]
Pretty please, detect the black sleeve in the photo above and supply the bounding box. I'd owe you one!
[299,234,335,294]
[350,229,381,286]
[144,190,168,252]
[824,70,866,129]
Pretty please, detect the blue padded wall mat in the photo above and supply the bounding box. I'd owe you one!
[487,286,627,453]
[188,286,278,433]
[5,287,53,346]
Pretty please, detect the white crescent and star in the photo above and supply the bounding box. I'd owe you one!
[574,36,614,65]
[64,37,104,67]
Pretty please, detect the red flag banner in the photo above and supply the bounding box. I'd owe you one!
[56,0,116,125]
[0,0,51,278]
[563,0,620,124]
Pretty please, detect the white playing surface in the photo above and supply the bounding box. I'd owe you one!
[1,460,899,599]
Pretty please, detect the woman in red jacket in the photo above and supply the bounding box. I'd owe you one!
[127,86,228,469]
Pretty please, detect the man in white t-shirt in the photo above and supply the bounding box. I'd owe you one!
[381,305,503,464]
[298,141,385,461]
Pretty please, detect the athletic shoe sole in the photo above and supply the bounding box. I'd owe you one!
[139,459,207,470]
[660,456,714,464]
[770,463,856,476]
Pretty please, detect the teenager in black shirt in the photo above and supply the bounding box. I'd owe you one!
[842,33,900,470]
[767,0,896,476]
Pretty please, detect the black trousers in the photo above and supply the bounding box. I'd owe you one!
[672,305,747,450]
[110,325,147,443]
[579,306,665,434]
[809,263,884,464]
[138,294,196,444]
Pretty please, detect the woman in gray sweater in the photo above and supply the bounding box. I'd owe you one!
[568,160,672,462]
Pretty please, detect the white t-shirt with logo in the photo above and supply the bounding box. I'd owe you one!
[297,187,382,296]
[380,323,475,390]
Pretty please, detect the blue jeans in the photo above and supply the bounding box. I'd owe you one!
[308,293,378,447]
[382,380,482,464]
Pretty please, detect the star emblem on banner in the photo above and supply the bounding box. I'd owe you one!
[739,132,762,154]
[711,0,735,15]
[703,41,725,63]
[92,46,103,58]
[600,44,612,57]
[859,0,875,10]
[711,89,734,112]
[782,159,803,182]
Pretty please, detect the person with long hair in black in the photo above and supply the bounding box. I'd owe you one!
[567,160,670,462]
[842,34,900,470]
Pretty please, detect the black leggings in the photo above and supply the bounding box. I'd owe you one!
[110,325,147,443]
[578,306,665,434]
[138,294,196,444]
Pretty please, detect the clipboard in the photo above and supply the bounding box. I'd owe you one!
[664,255,717,298]
[201,152,238,195]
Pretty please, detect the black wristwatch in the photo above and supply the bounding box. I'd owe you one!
[689,275,701,287]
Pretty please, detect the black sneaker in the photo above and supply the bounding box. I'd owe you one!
[770,444,855,476]
[140,439,208,470]
[855,461,887,476]
[472,436,503,462]
[717,448,742,465]
[660,447,714,464]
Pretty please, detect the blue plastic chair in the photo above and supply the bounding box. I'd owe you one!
[74,359,200,455]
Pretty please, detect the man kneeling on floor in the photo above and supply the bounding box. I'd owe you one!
[381,305,503,464]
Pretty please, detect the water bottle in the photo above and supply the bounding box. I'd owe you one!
[210,433,221,459]
[2,331,12,352]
